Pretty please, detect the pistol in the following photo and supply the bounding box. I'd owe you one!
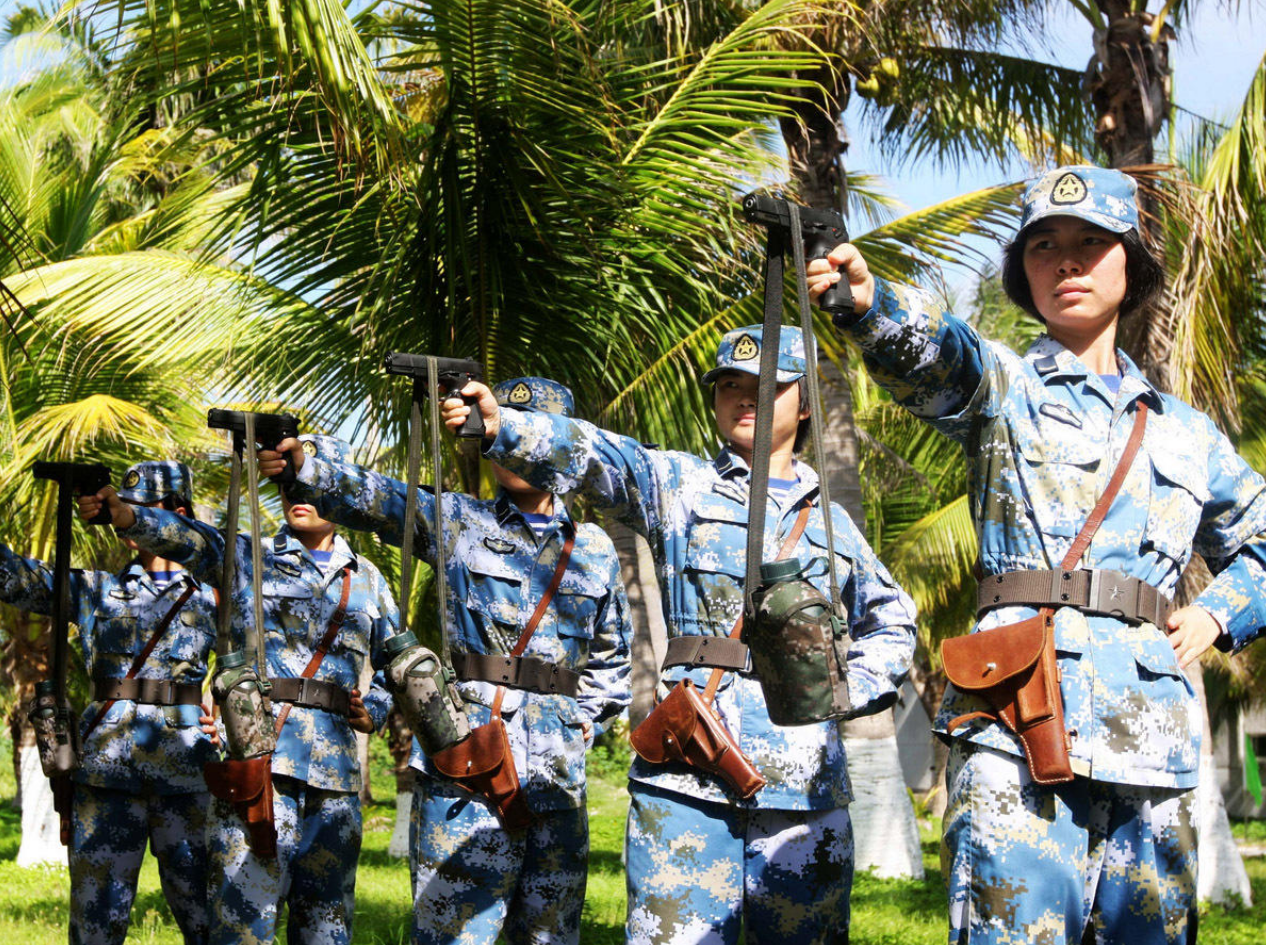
[33,461,113,526]
[740,192,854,317]
[383,353,486,438]
[207,409,302,484]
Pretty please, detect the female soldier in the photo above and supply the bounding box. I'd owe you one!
[441,330,916,945]
[5,461,215,945]
[811,165,1266,944]
[262,377,631,945]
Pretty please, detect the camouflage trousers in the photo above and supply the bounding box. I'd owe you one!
[69,782,209,945]
[409,776,589,945]
[625,781,853,945]
[207,774,362,945]
[942,742,1197,945]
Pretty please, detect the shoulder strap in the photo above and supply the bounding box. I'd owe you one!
[83,580,198,740]
[490,531,576,718]
[701,501,811,704]
[274,565,353,736]
[1059,403,1149,571]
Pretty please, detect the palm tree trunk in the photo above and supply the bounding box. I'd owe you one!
[816,358,924,877]
[604,519,666,728]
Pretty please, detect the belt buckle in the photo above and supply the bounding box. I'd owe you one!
[1088,569,1136,622]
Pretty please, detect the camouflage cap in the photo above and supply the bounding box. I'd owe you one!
[701,325,807,385]
[298,434,356,465]
[492,377,574,417]
[1019,165,1138,236]
[117,461,193,506]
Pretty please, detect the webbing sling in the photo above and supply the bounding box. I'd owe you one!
[743,204,842,620]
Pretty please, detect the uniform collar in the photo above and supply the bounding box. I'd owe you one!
[493,489,572,534]
[1024,334,1164,413]
[122,559,196,596]
[710,447,820,507]
[271,525,358,574]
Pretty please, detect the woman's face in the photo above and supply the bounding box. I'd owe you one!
[1022,216,1128,336]
[713,371,807,456]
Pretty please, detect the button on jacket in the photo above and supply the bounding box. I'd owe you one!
[0,544,216,794]
[122,510,397,793]
[839,276,1266,789]
[289,455,632,812]
[484,413,918,811]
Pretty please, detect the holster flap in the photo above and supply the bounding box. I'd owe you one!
[430,722,505,779]
[941,614,1048,692]
[629,682,699,765]
[203,756,271,804]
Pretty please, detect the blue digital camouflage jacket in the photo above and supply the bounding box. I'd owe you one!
[484,414,918,811]
[289,455,632,812]
[0,544,217,794]
[121,511,397,794]
[838,276,1266,789]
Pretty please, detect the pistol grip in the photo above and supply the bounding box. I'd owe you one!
[458,396,486,439]
[807,240,855,320]
[271,452,297,486]
[81,491,113,527]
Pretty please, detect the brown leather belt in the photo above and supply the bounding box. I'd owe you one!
[662,635,751,673]
[451,652,580,698]
[92,677,203,706]
[977,568,1172,628]
[267,677,351,716]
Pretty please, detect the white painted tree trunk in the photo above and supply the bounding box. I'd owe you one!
[1189,665,1251,905]
[389,770,414,859]
[843,714,925,879]
[16,746,65,868]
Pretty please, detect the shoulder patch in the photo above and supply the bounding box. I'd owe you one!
[732,333,759,361]
[1050,172,1088,205]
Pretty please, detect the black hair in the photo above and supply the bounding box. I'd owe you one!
[160,494,192,514]
[1001,226,1165,323]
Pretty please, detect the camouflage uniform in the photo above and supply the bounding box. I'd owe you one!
[288,377,632,945]
[119,435,398,945]
[481,337,917,944]
[0,461,214,945]
[833,166,1266,944]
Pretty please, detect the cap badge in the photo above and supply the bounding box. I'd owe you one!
[302,440,318,457]
[732,334,759,361]
[509,382,532,405]
[1051,172,1088,205]
[122,470,141,489]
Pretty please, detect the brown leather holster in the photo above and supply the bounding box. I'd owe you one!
[430,717,532,831]
[630,679,766,799]
[204,755,277,857]
[942,611,1073,785]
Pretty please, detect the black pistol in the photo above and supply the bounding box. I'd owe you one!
[33,462,113,526]
[740,193,854,318]
[383,353,486,438]
[207,409,302,484]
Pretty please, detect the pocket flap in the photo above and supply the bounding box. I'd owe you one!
[629,683,698,764]
[941,615,1049,691]
[203,756,271,802]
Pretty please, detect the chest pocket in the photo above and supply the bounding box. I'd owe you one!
[1144,435,1210,566]
[264,574,317,638]
[1013,407,1102,539]
[553,573,605,641]
[683,494,748,631]
[801,520,855,595]
[90,598,140,668]
[463,548,524,635]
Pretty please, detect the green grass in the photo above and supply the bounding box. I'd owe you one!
[2,730,1265,943]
